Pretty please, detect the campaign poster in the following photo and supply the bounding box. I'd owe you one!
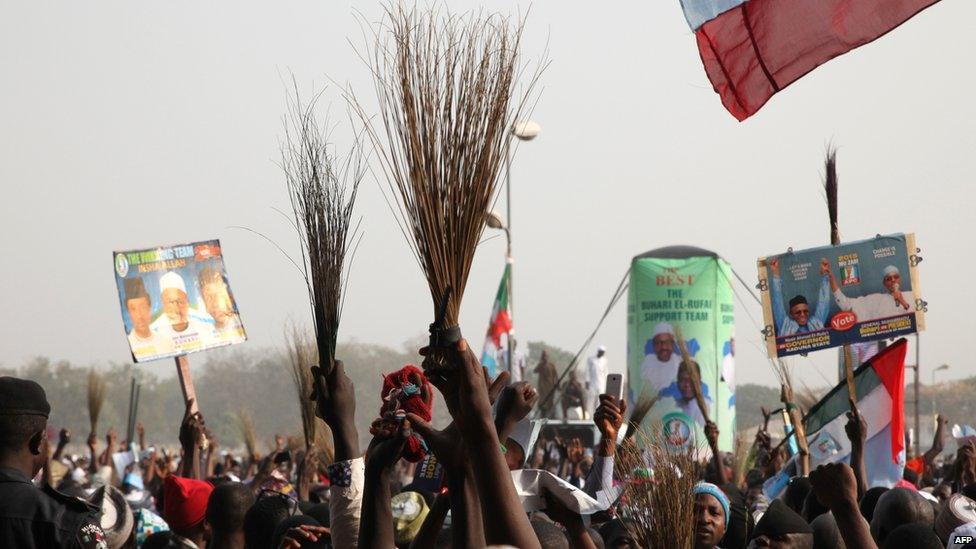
[627,246,736,452]
[757,233,924,359]
[113,240,246,362]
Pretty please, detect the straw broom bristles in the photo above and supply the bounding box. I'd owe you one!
[87,369,107,435]
[286,327,320,453]
[281,81,363,372]
[236,408,257,458]
[621,429,701,548]
[624,387,659,441]
[822,146,859,406]
[824,146,839,246]
[352,4,542,344]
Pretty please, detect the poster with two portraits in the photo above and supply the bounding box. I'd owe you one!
[113,240,246,362]
[758,233,924,359]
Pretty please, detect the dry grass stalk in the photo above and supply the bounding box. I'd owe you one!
[732,432,751,489]
[87,369,107,435]
[286,327,320,453]
[281,81,363,372]
[620,428,702,549]
[624,387,659,441]
[352,3,543,342]
[236,408,258,458]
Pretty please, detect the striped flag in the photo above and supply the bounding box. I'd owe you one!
[805,338,907,487]
[480,264,513,378]
[765,338,907,498]
[680,0,942,120]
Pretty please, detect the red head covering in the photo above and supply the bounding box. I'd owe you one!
[163,475,214,531]
[373,365,434,462]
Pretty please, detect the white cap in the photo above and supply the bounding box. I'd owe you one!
[883,265,900,277]
[159,271,187,294]
[597,344,607,353]
[652,322,675,338]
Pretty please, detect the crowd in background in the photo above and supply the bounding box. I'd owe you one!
[4,338,976,549]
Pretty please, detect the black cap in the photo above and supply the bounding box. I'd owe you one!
[0,377,50,418]
[124,277,149,302]
[788,295,808,309]
[753,499,812,538]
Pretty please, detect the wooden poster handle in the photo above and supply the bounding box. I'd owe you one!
[175,355,199,415]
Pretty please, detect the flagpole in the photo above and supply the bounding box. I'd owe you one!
[505,141,514,379]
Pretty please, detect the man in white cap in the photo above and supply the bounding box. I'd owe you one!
[150,271,211,347]
[584,345,608,418]
[641,322,683,394]
[828,263,914,322]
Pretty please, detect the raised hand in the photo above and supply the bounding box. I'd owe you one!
[810,462,858,510]
[310,360,359,462]
[704,421,720,449]
[844,406,867,447]
[495,381,538,444]
[567,437,585,465]
[820,258,830,276]
[594,395,626,457]
[406,416,464,473]
[106,428,118,447]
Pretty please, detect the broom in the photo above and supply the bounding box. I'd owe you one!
[236,408,257,459]
[624,386,659,441]
[286,327,319,454]
[824,146,860,408]
[622,428,701,549]
[87,369,107,436]
[353,4,542,360]
[281,80,363,375]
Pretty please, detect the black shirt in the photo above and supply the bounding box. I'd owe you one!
[0,466,106,548]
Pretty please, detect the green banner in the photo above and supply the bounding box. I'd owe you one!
[627,249,736,452]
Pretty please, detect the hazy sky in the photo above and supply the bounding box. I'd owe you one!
[1,1,973,390]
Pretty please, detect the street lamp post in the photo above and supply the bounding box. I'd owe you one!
[498,120,540,379]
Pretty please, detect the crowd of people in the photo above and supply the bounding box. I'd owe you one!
[3,338,976,549]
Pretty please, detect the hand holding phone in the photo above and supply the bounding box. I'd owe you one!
[605,373,623,402]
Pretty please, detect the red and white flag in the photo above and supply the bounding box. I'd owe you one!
[680,0,942,120]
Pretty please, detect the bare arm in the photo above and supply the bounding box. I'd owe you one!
[844,405,868,500]
[425,340,542,549]
[810,463,878,549]
[358,426,406,549]
[705,421,728,486]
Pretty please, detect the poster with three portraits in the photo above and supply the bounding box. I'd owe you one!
[113,240,246,362]
[758,233,924,359]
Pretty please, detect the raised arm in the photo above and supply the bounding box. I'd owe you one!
[768,258,787,332]
[311,360,363,549]
[358,421,407,549]
[705,421,728,486]
[494,381,537,444]
[584,395,625,503]
[923,414,948,465]
[177,400,205,480]
[52,428,69,462]
[814,260,833,326]
[409,369,508,549]
[844,404,868,500]
[810,463,878,549]
[425,339,542,549]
